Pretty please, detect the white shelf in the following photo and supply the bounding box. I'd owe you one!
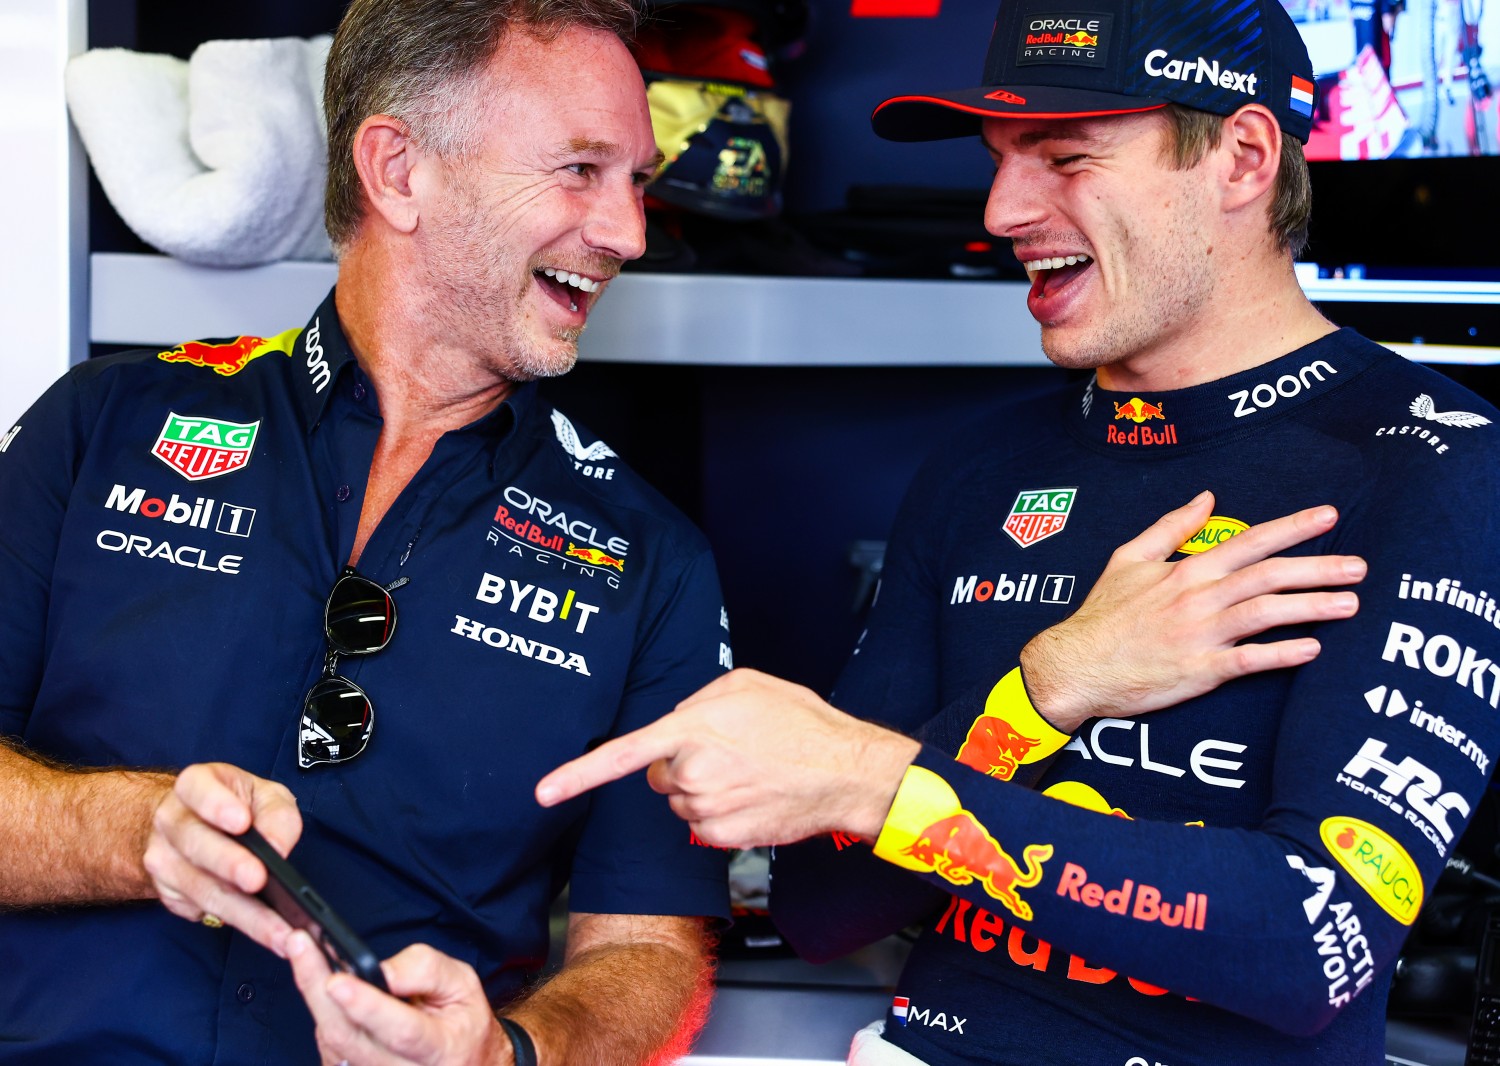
[89,252,1050,367]
[89,252,1500,367]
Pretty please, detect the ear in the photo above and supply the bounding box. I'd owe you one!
[1220,104,1281,214]
[350,114,424,235]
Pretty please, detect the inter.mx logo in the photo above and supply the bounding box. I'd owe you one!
[1003,487,1076,549]
[105,484,255,537]
[152,413,259,482]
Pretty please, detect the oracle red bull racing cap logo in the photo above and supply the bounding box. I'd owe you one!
[152,413,260,482]
[1003,487,1076,548]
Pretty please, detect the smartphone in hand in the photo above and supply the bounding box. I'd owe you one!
[237,826,389,992]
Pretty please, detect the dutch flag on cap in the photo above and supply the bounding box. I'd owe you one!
[892,996,910,1026]
[1289,76,1314,118]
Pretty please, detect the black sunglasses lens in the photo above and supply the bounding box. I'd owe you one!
[326,574,396,655]
[300,676,374,768]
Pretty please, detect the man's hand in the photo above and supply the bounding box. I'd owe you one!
[1020,491,1365,732]
[287,934,510,1066]
[143,762,302,954]
[536,670,920,847]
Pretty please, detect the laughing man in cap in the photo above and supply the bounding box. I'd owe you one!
[538,0,1500,1063]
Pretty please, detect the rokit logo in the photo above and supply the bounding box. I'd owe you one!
[1228,360,1337,418]
[1143,49,1258,94]
[950,573,1075,606]
[106,484,255,537]
[1364,684,1490,775]
[1063,719,1247,789]
[1381,620,1500,709]
[890,996,966,1034]
[1337,737,1470,854]
[1285,854,1377,1011]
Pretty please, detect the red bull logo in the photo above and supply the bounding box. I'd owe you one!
[157,330,299,377]
[1055,861,1209,931]
[903,811,1052,920]
[956,716,1038,781]
[1113,397,1165,423]
[1063,30,1098,46]
[565,543,625,572]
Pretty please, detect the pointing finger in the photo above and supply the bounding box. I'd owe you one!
[536,719,684,807]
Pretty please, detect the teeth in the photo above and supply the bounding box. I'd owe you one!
[541,267,601,294]
[1022,253,1092,273]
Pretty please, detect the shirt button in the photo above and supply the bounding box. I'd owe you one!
[335,485,351,502]
[236,983,255,1003]
[352,382,366,401]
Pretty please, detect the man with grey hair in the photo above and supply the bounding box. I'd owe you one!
[0,1,730,1062]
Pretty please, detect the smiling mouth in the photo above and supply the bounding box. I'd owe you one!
[534,266,605,313]
[1021,253,1093,300]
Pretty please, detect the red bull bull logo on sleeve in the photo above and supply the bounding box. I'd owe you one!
[956,716,1039,780]
[156,328,301,378]
[1002,487,1076,549]
[903,811,1052,920]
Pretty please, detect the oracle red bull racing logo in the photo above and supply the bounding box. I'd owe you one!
[1003,487,1076,549]
[904,811,1052,920]
[152,413,259,482]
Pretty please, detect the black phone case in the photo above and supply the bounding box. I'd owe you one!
[237,826,388,992]
[1468,910,1500,1065]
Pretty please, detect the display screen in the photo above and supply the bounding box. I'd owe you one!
[1284,0,1500,158]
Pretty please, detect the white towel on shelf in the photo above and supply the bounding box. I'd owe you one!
[65,35,334,267]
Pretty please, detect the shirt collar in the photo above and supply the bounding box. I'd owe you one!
[295,288,537,442]
[1068,328,1379,452]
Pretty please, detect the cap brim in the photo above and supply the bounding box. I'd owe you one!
[872,85,1169,142]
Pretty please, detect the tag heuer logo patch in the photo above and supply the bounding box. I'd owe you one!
[152,413,260,481]
[1004,487,1076,548]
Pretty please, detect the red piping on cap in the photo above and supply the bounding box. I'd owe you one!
[873,94,1168,121]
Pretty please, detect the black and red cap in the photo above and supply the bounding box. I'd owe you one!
[872,0,1315,143]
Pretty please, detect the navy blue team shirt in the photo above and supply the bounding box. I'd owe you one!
[0,290,731,1064]
[772,329,1500,1065]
